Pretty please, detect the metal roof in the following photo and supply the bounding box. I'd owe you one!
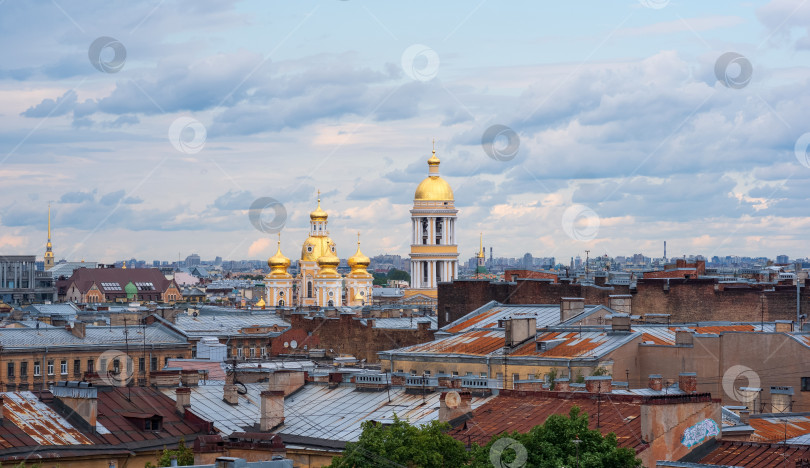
[0,391,93,447]
[162,382,495,441]
[362,317,438,330]
[174,313,290,337]
[0,324,186,349]
[441,302,604,334]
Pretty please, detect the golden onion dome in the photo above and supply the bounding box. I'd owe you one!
[316,250,341,278]
[354,291,365,302]
[310,192,328,221]
[348,234,372,278]
[267,236,292,278]
[414,148,454,201]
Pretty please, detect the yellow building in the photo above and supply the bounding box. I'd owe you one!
[409,147,459,291]
[265,195,373,308]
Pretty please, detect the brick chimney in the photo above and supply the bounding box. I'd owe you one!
[678,373,697,394]
[608,295,632,315]
[554,377,570,392]
[438,391,472,423]
[770,386,794,413]
[584,376,612,393]
[70,322,87,339]
[675,328,693,346]
[50,381,98,429]
[176,387,191,415]
[260,390,285,431]
[224,373,239,405]
[739,409,750,425]
[560,297,585,322]
[648,374,663,391]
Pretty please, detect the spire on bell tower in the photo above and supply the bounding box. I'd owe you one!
[44,203,55,270]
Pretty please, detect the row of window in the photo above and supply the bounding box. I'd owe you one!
[5,356,179,379]
[400,369,535,382]
[227,347,267,358]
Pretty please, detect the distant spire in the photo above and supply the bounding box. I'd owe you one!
[47,203,51,241]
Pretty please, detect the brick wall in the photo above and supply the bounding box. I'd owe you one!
[439,277,808,326]
[283,314,435,363]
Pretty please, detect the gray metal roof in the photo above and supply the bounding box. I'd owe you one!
[0,324,186,349]
[174,313,290,338]
[163,382,495,441]
[362,317,438,330]
[440,301,606,334]
[23,303,82,316]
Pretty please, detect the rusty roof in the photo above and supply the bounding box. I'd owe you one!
[696,440,810,467]
[747,414,810,443]
[448,390,650,454]
[0,392,93,448]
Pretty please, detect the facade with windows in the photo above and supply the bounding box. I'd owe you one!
[0,255,57,304]
[0,322,191,391]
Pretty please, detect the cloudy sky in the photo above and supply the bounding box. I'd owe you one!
[2,0,810,264]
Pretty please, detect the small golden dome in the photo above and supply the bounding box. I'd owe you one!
[267,236,292,278]
[414,148,454,201]
[302,236,336,262]
[316,250,341,278]
[310,192,328,221]
[348,234,372,278]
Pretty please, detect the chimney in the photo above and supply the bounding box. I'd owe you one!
[774,320,794,333]
[223,371,239,405]
[70,322,87,339]
[675,328,693,346]
[560,297,585,322]
[50,381,98,429]
[648,374,663,391]
[439,390,472,423]
[176,387,191,415]
[504,317,536,348]
[611,315,631,332]
[678,372,697,394]
[584,376,612,393]
[770,386,794,413]
[739,409,750,425]
[738,387,762,414]
[608,295,632,315]
[554,377,570,392]
[260,390,285,431]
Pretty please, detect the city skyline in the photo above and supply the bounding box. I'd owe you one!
[2,1,810,263]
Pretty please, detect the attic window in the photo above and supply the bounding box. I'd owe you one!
[122,412,163,431]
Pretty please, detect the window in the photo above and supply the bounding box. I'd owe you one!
[410,370,417,375]
[327,300,334,307]
[480,372,487,378]
[20,362,28,377]
[139,357,145,373]
[237,347,243,357]
[513,373,520,384]
[7,362,14,378]
[34,361,41,377]
[307,281,313,298]
[87,359,94,373]
[47,360,54,376]
[397,369,404,373]
[113,359,120,374]
[60,360,67,375]
[465,372,473,376]
[164,357,169,367]
[74,360,80,376]
[99,359,107,374]
[151,357,158,371]
[452,371,459,376]
[423,370,431,376]
[802,377,810,392]
[260,347,266,357]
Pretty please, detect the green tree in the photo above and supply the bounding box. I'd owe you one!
[327,415,469,468]
[469,407,641,468]
[546,368,558,390]
[145,438,194,467]
[387,268,411,281]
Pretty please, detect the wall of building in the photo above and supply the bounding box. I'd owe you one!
[640,397,721,468]
[286,314,434,363]
[629,332,810,412]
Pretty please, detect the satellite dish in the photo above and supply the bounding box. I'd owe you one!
[445,391,461,409]
[290,340,298,349]
[283,342,289,348]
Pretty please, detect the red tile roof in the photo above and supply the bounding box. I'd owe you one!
[697,440,810,467]
[448,390,649,453]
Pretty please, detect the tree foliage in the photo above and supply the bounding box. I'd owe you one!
[327,415,469,468]
[144,438,195,467]
[469,407,641,468]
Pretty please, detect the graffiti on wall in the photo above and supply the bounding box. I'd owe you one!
[681,418,720,448]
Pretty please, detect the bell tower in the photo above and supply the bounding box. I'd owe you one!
[44,204,54,270]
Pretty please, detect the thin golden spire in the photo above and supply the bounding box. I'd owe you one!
[47,203,51,240]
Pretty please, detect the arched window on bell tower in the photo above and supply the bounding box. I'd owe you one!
[435,218,443,245]
[422,262,428,284]
[421,218,429,245]
[307,281,313,298]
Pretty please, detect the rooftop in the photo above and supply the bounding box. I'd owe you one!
[0,324,187,349]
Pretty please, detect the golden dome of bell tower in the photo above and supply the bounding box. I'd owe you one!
[409,142,459,291]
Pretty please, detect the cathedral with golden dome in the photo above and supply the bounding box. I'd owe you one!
[264,194,373,308]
